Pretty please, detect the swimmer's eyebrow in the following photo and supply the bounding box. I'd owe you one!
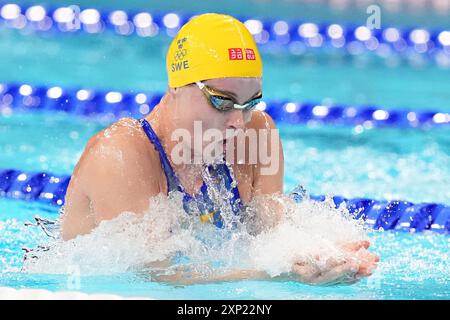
[214,87,262,102]
[217,88,237,99]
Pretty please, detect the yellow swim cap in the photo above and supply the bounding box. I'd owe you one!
[166,13,263,88]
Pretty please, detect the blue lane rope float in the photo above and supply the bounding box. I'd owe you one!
[1,83,449,127]
[0,168,448,234]
[1,3,450,65]
[0,169,70,206]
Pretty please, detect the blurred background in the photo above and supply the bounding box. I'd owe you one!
[2,0,450,106]
[0,0,450,109]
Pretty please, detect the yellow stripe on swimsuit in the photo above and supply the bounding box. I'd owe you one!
[199,211,216,223]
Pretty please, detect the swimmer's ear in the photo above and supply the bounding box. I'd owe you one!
[168,86,178,95]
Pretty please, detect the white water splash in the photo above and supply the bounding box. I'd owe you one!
[23,192,368,279]
[248,196,367,276]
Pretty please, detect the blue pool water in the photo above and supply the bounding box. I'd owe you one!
[1,0,449,299]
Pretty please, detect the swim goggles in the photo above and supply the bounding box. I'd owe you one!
[195,81,262,112]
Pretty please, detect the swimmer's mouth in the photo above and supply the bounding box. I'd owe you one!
[220,138,229,151]
[219,132,237,148]
[222,137,233,145]
[219,140,227,151]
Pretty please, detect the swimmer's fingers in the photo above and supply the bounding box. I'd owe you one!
[365,251,380,263]
[356,251,380,276]
[310,260,359,286]
[292,258,350,284]
[339,242,379,277]
[340,240,370,252]
[291,261,321,283]
[292,256,353,284]
[323,257,349,269]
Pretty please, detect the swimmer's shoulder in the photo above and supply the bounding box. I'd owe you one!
[74,117,164,193]
[84,117,147,153]
[62,118,165,238]
[246,110,278,130]
[85,117,159,164]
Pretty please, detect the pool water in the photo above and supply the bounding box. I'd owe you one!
[1,0,449,299]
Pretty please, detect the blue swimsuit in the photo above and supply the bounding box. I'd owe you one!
[140,118,242,228]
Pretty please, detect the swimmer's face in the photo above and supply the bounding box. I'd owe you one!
[170,77,262,160]
[181,77,261,128]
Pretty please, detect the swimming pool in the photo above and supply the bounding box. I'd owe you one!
[1,1,449,299]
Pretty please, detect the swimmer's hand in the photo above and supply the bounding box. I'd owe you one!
[149,241,379,286]
[290,240,379,286]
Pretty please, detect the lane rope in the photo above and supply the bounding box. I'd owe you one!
[1,82,449,127]
[1,3,450,65]
[0,168,448,234]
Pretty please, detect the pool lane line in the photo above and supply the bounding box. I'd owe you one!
[0,3,450,66]
[1,83,449,128]
[0,168,448,234]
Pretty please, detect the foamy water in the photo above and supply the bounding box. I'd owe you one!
[23,191,369,282]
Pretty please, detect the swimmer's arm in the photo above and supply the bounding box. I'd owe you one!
[60,173,96,241]
[153,269,270,285]
[61,131,160,240]
[150,245,379,286]
[245,111,285,229]
[61,136,99,240]
[151,267,359,286]
[251,111,284,196]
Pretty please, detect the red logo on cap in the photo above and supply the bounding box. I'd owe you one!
[228,48,243,60]
[245,48,255,60]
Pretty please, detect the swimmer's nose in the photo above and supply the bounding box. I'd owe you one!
[225,109,246,130]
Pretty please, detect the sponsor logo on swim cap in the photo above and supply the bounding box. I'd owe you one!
[245,48,256,60]
[228,48,243,60]
[228,48,256,61]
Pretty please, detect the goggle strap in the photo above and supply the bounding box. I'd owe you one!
[196,81,205,90]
